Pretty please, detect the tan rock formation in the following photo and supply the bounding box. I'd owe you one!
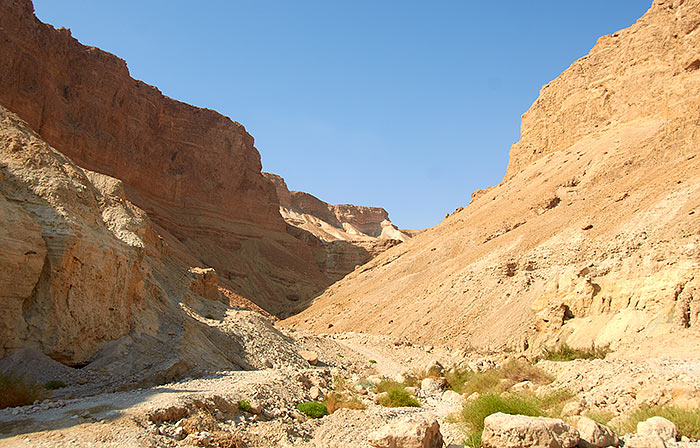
[0,105,311,378]
[284,0,700,351]
[0,0,333,316]
[264,172,411,283]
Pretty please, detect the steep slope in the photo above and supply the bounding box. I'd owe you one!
[0,104,310,384]
[0,0,332,316]
[264,173,411,281]
[284,0,700,351]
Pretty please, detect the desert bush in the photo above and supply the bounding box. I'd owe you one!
[377,385,420,408]
[457,360,552,396]
[296,401,329,418]
[374,378,405,393]
[0,373,45,409]
[238,400,252,413]
[461,392,545,447]
[324,391,365,413]
[446,368,475,394]
[618,405,700,440]
[44,380,66,390]
[541,343,610,362]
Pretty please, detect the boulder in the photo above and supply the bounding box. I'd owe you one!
[421,378,443,395]
[300,350,319,366]
[481,413,579,448]
[623,434,667,448]
[368,415,443,448]
[637,416,677,442]
[572,416,619,448]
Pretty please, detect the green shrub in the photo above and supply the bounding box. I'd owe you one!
[44,380,66,390]
[238,400,252,413]
[461,393,544,447]
[296,401,329,419]
[618,405,700,440]
[378,385,420,408]
[541,343,610,362]
[368,359,377,364]
[374,379,404,393]
[0,373,45,409]
[446,368,475,394]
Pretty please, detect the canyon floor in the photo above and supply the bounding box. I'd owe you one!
[2,328,700,447]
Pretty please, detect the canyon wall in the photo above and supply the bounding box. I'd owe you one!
[285,0,700,352]
[0,0,332,316]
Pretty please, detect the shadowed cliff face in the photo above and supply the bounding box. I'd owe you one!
[285,0,700,352]
[0,0,334,315]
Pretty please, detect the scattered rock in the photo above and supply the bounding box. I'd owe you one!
[309,386,322,401]
[572,416,619,448]
[300,351,319,366]
[420,378,442,395]
[481,413,579,448]
[368,415,444,448]
[623,434,667,448]
[637,416,677,443]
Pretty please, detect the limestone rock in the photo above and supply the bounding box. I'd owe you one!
[637,416,677,442]
[188,267,221,301]
[300,350,319,366]
[623,434,667,448]
[368,415,443,448]
[420,378,442,395]
[481,413,579,448]
[573,416,619,448]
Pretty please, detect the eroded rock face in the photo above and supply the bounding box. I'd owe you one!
[0,106,313,378]
[264,172,410,282]
[0,0,333,316]
[0,105,149,364]
[284,0,700,351]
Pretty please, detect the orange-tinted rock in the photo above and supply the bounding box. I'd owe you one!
[0,0,332,315]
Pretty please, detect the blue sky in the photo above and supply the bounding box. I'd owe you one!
[33,1,652,230]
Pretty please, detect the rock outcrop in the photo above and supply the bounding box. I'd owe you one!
[0,104,311,378]
[284,0,700,352]
[481,413,580,448]
[0,0,334,316]
[264,172,411,282]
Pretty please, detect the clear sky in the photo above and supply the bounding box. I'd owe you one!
[33,1,652,230]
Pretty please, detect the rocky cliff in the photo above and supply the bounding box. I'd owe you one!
[0,0,334,316]
[0,104,312,381]
[284,0,700,352]
[263,173,411,283]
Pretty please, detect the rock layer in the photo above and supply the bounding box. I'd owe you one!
[285,0,700,351]
[0,0,333,316]
[264,172,411,282]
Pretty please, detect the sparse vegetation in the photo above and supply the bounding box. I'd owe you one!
[44,380,66,390]
[296,401,329,418]
[461,393,545,447]
[323,375,366,413]
[377,385,420,408]
[368,359,377,364]
[618,405,700,440]
[451,360,553,396]
[324,391,365,413]
[238,400,252,413]
[541,343,610,362]
[374,378,405,393]
[0,372,45,409]
[585,410,615,427]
